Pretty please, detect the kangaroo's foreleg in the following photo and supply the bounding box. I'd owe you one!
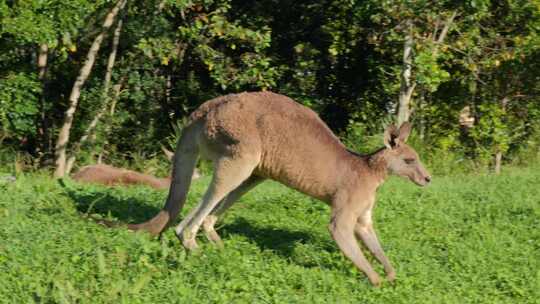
[354,211,396,282]
[202,176,264,245]
[329,208,381,286]
[176,153,259,250]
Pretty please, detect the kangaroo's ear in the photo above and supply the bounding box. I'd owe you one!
[397,122,412,143]
[383,124,399,149]
[161,145,174,161]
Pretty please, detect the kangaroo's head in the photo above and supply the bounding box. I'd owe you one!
[383,122,431,186]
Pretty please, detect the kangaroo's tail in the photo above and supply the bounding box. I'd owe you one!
[127,123,200,236]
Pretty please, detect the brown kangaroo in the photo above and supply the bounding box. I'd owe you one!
[72,164,173,189]
[128,91,431,286]
[72,150,200,190]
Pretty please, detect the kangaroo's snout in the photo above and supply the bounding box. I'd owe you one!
[415,174,431,187]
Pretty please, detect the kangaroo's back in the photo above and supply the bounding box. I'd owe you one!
[189,91,352,200]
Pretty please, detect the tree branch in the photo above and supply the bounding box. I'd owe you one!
[436,11,457,44]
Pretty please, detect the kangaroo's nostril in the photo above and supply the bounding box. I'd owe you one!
[425,176,432,183]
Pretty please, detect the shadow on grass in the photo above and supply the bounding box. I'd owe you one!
[58,180,336,265]
[58,180,161,224]
[220,217,335,260]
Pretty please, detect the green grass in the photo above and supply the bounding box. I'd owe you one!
[1,167,539,303]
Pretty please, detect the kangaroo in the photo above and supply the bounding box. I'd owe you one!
[72,150,200,190]
[128,91,431,286]
[72,164,173,189]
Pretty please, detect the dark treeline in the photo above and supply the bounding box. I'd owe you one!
[1,0,539,176]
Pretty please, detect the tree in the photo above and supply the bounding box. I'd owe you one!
[1,0,539,174]
[54,0,127,177]
[0,0,106,155]
[65,14,125,174]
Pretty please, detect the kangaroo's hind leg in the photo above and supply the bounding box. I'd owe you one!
[176,153,260,250]
[202,176,265,245]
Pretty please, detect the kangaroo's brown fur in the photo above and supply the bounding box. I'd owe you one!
[72,148,200,190]
[72,164,172,189]
[128,91,431,286]
[72,164,200,189]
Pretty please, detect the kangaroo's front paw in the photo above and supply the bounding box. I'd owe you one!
[386,270,396,283]
[368,274,382,287]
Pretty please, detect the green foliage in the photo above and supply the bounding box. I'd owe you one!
[0,72,41,141]
[414,49,451,93]
[470,103,511,158]
[342,120,388,155]
[0,0,106,44]
[181,10,278,90]
[0,0,539,172]
[512,119,540,166]
[1,169,539,302]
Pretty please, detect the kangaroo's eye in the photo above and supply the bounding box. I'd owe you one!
[404,158,415,165]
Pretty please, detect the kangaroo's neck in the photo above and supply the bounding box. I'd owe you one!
[350,147,389,182]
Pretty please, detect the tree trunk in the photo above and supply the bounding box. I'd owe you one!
[37,43,49,160]
[397,21,415,126]
[418,88,426,139]
[165,74,172,105]
[494,96,509,175]
[53,0,127,177]
[494,150,502,174]
[109,83,122,116]
[65,17,124,174]
[397,12,456,125]
[97,81,124,163]
[38,44,48,80]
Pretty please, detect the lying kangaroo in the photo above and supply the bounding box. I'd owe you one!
[72,164,173,189]
[72,151,200,190]
[128,91,431,286]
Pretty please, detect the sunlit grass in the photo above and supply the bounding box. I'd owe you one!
[0,167,539,303]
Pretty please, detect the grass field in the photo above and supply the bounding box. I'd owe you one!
[1,167,539,303]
